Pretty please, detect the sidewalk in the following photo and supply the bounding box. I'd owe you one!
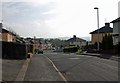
[2,59,25,81]
[81,52,120,62]
[24,54,64,81]
[2,53,33,82]
[0,59,2,81]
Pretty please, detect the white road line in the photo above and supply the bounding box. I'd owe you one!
[44,55,68,83]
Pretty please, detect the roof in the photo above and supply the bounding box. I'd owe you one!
[67,37,86,42]
[111,17,120,23]
[2,28,9,33]
[90,23,113,34]
[2,28,16,36]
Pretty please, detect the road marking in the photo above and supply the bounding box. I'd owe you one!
[44,55,68,83]
[15,58,30,81]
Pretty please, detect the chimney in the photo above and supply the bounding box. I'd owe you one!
[0,23,2,33]
[0,23,2,28]
[105,23,110,27]
[73,35,76,39]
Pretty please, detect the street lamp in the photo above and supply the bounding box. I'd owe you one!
[94,7,100,51]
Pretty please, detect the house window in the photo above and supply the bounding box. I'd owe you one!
[113,36,118,45]
[115,36,118,44]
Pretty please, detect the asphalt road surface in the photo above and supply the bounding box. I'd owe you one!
[24,52,119,82]
[44,52,119,81]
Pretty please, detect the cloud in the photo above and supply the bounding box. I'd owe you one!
[0,2,2,21]
[45,0,119,37]
[2,1,58,38]
[2,0,55,5]
[2,2,56,22]
[4,21,58,38]
[118,1,120,17]
[2,0,119,38]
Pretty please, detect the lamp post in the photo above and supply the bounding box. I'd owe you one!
[94,7,100,51]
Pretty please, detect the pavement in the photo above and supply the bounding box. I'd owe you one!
[2,53,33,82]
[2,59,25,81]
[24,54,64,81]
[0,59,2,82]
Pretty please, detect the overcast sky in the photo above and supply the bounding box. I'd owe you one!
[0,0,119,40]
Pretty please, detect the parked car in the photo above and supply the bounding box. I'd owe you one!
[38,50,43,54]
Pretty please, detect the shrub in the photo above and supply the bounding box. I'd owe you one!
[76,48,83,54]
[63,46,79,53]
[102,34,113,50]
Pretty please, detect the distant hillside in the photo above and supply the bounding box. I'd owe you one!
[57,37,70,40]
[58,36,91,41]
[45,36,91,41]
[81,36,90,41]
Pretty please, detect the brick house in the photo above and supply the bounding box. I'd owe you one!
[90,23,113,44]
[0,23,16,42]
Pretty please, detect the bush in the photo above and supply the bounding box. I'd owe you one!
[76,48,83,54]
[102,34,113,50]
[63,46,79,53]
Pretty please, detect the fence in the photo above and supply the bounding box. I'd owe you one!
[2,41,33,59]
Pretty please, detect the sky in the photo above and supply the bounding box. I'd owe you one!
[0,0,120,40]
[118,1,120,17]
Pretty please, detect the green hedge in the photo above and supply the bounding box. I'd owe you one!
[63,46,79,53]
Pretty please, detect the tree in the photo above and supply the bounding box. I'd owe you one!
[102,34,113,50]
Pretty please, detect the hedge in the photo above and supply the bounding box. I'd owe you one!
[63,46,79,53]
[2,41,33,59]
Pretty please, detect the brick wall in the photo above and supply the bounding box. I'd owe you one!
[91,33,112,44]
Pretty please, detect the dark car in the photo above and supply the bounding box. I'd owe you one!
[38,50,43,54]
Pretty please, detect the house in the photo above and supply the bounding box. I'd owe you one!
[90,23,113,44]
[0,23,16,42]
[66,35,87,47]
[110,17,120,45]
[2,28,16,42]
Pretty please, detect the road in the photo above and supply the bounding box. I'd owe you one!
[45,52,118,81]
[24,52,119,81]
